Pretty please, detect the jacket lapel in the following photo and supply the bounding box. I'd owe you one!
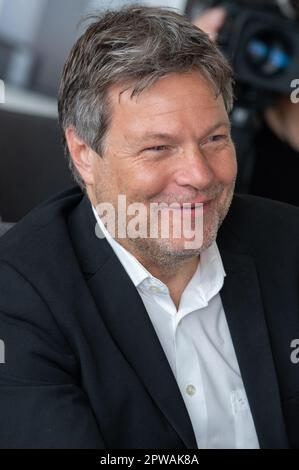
[87,255,198,449]
[219,247,289,448]
[68,195,198,449]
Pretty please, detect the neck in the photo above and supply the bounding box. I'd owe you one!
[134,251,200,310]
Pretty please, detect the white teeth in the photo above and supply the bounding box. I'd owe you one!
[180,204,195,209]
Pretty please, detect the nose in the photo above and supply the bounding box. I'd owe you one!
[173,145,215,190]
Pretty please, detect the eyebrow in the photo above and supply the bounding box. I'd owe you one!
[135,120,231,144]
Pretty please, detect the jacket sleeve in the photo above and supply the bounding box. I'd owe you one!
[0,260,105,449]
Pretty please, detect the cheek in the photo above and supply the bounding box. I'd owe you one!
[211,148,237,186]
[116,160,172,200]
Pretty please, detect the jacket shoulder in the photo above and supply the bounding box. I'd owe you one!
[0,186,84,265]
[0,186,85,358]
[219,193,299,254]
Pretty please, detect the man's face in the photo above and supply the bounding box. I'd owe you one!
[90,70,237,267]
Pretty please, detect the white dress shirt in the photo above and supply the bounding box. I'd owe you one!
[92,205,260,449]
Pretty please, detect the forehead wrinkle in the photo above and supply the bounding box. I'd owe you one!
[143,102,220,118]
[115,103,221,125]
[112,79,222,123]
[134,91,222,118]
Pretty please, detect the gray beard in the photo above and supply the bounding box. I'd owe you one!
[114,184,235,270]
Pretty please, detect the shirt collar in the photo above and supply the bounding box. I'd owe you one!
[181,241,226,308]
[92,204,151,287]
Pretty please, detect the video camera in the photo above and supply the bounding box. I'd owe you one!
[186,0,299,108]
[185,0,299,191]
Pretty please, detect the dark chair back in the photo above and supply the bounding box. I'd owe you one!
[0,109,73,222]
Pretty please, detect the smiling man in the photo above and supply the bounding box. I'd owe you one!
[0,4,299,449]
[66,70,237,310]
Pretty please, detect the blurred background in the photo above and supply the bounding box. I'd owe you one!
[0,0,184,223]
[0,0,299,224]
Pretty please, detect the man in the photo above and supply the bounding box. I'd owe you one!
[0,5,298,449]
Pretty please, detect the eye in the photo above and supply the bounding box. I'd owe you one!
[207,134,228,144]
[144,145,169,152]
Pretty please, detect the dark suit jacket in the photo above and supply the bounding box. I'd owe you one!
[0,186,298,449]
[0,223,12,238]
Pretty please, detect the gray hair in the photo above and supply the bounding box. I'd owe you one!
[58,4,234,190]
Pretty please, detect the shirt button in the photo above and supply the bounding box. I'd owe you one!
[186,384,197,396]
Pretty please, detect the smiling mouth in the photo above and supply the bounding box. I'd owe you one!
[152,198,215,211]
[180,203,205,209]
[179,200,213,209]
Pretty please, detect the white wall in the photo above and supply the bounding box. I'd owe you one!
[86,0,135,11]
[145,0,186,11]
[0,0,47,44]
[0,0,188,98]
[87,0,187,12]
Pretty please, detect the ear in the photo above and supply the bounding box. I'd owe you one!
[65,127,98,187]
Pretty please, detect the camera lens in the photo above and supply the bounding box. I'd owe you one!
[245,31,291,76]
